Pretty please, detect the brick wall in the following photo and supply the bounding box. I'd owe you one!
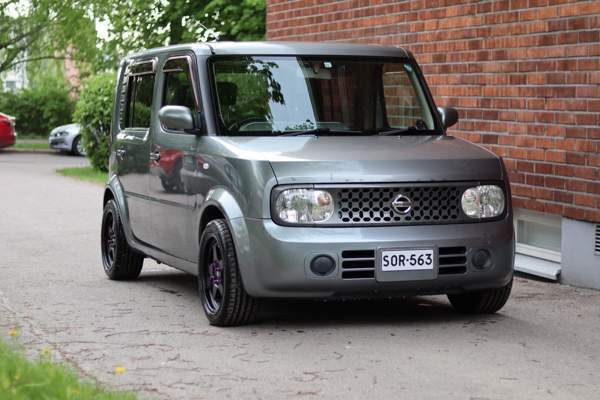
[267,0,600,223]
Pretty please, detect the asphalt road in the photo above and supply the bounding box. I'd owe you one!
[1,151,599,400]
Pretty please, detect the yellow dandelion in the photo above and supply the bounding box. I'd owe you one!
[115,366,126,374]
[40,347,52,357]
[8,329,19,338]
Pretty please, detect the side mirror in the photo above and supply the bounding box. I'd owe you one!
[158,105,198,133]
[437,106,459,129]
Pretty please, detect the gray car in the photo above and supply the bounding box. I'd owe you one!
[100,42,514,326]
[49,123,85,156]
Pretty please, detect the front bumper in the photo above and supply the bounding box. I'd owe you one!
[237,217,514,298]
[49,137,71,151]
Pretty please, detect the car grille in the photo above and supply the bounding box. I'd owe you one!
[330,183,470,226]
[340,247,468,280]
[341,250,375,279]
[438,246,467,275]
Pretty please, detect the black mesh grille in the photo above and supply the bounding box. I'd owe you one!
[335,186,462,225]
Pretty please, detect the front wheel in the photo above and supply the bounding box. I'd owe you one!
[448,279,512,314]
[71,135,86,156]
[198,219,259,326]
[101,200,144,280]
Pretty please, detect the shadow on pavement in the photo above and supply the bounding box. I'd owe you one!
[135,270,510,328]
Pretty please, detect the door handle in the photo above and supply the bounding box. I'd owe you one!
[149,151,161,162]
[116,149,126,159]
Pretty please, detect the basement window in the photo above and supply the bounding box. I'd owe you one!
[515,209,562,262]
[514,209,562,280]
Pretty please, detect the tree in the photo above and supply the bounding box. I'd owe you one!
[0,0,98,75]
[74,72,114,171]
[97,0,265,67]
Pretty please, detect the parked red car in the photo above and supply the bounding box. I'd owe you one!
[0,112,16,149]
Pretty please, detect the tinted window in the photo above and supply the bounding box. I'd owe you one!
[129,74,155,128]
[211,56,436,136]
[162,58,197,111]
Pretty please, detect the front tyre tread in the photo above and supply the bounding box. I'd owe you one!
[448,279,512,314]
[199,219,258,326]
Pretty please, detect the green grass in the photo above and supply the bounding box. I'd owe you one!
[13,140,50,151]
[56,166,107,185]
[0,339,137,400]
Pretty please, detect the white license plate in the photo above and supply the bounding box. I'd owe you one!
[381,249,435,272]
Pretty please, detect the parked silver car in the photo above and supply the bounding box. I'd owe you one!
[49,123,85,156]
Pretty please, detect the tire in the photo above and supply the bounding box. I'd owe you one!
[101,200,144,280]
[71,135,85,156]
[448,279,512,314]
[198,219,259,326]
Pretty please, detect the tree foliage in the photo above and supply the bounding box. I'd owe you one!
[74,72,115,171]
[0,0,98,74]
[96,0,266,67]
[0,79,74,136]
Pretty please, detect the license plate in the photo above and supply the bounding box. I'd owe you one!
[381,249,435,272]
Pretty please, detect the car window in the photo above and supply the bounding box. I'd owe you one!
[128,74,155,128]
[162,57,197,111]
[211,56,437,136]
[382,64,429,129]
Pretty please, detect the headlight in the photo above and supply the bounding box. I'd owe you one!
[461,185,505,218]
[274,189,334,224]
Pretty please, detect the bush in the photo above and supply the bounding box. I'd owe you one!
[0,83,74,137]
[74,73,116,172]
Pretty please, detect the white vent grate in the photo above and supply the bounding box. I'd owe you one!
[595,225,600,256]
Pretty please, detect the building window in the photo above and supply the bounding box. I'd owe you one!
[514,208,562,263]
[4,80,16,92]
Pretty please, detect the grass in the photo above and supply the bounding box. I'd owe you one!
[56,166,107,185]
[13,141,50,151]
[0,338,137,400]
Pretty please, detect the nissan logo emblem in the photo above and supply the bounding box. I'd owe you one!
[392,194,412,215]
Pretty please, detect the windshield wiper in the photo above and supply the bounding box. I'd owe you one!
[279,127,331,136]
[372,126,437,136]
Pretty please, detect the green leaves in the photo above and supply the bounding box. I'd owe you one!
[74,72,115,172]
[96,0,266,67]
[0,81,74,136]
[0,0,99,74]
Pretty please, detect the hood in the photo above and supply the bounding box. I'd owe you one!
[51,123,80,134]
[215,135,503,184]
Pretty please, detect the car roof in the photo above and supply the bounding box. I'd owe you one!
[125,41,412,60]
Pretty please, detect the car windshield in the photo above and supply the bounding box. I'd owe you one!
[211,56,439,136]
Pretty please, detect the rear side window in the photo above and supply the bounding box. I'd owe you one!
[120,59,156,129]
[162,56,197,111]
[129,75,155,128]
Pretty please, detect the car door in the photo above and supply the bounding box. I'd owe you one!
[113,58,156,245]
[148,54,201,260]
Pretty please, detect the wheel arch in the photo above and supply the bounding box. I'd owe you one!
[197,189,253,285]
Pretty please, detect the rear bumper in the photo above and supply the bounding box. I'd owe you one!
[0,136,15,148]
[237,217,514,298]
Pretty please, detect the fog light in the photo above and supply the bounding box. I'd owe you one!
[471,249,492,270]
[310,255,336,276]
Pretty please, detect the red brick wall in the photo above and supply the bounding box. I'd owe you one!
[267,0,600,223]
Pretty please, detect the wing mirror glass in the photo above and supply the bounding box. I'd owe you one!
[437,106,459,129]
[158,105,201,134]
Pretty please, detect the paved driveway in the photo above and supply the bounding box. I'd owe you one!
[1,151,599,399]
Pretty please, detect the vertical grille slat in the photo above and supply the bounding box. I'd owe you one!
[595,225,600,256]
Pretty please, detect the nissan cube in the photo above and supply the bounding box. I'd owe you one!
[101,42,514,326]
